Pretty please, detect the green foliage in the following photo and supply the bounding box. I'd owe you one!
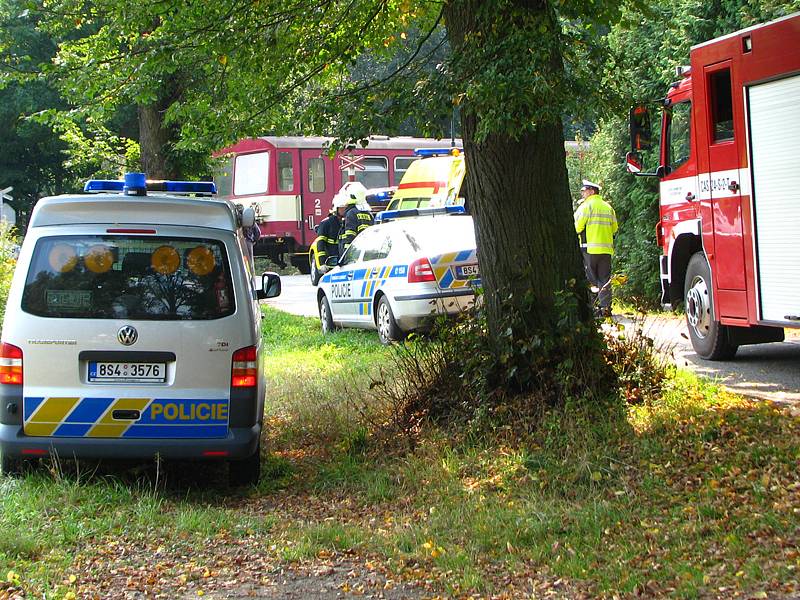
[0,0,76,222]
[0,224,19,330]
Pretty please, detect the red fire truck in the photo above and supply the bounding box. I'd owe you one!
[626,13,799,359]
[214,136,455,273]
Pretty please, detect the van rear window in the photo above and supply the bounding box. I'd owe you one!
[21,236,236,320]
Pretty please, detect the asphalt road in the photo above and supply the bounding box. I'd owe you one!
[266,275,800,407]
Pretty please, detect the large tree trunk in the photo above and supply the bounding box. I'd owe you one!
[444,1,609,395]
[137,102,177,179]
[461,118,590,334]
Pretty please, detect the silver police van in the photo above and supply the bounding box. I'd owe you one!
[0,174,280,485]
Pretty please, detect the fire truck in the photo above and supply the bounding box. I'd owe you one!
[213,136,456,273]
[626,13,800,359]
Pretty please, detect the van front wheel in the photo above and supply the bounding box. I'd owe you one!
[229,445,261,487]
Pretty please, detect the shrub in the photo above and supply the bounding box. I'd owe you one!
[0,223,20,331]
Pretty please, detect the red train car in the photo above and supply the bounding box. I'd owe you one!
[214,136,455,273]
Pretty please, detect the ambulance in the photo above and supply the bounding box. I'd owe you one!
[0,174,281,485]
[386,148,467,210]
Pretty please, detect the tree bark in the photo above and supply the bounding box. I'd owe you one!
[137,102,177,179]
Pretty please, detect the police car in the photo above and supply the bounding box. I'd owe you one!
[0,173,281,486]
[316,207,480,343]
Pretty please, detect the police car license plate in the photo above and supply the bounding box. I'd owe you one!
[88,362,166,383]
[456,264,480,278]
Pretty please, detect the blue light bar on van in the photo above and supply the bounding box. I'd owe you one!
[413,147,463,158]
[84,180,125,193]
[83,174,217,196]
[375,205,465,223]
[148,180,217,195]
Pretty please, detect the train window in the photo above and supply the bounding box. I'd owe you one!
[278,152,294,192]
[709,69,734,142]
[233,152,269,196]
[341,157,389,189]
[213,156,234,197]
[394,156,417,185]
[308,158,326,193]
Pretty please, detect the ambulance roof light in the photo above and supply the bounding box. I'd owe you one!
[84,173,217,196]
[413,148,463,158]
[366,190,394,202]
[375,205,465,223]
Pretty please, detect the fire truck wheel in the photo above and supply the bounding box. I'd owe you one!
[684,252,738,360]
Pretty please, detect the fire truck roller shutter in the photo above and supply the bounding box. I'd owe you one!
[748,73,800,326]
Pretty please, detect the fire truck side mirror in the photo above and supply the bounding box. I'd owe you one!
[625,152,643,174]
[630,106,653,151]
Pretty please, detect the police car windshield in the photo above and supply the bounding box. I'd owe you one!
[21,235,236,320]
[402,216,475,254]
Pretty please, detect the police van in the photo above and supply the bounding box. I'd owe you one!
[0,174,280,486]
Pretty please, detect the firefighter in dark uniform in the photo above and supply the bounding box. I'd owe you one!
[315,202,343,269]
[338,186,374,256]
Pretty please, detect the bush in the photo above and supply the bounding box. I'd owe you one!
[372,287,622,440]
[0,224,20,331]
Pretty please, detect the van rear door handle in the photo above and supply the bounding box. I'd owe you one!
[685,192,696,201]
[728,181,740,192]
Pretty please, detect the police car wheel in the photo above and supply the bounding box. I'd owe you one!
[319,295,336,334]
[229,445,261,487]
[376,296,403,344]
[310,256,322,286]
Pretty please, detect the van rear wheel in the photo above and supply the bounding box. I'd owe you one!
[229,445,261,487]
[1,452,22,477]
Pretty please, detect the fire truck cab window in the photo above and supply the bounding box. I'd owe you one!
[308,158,326,193]
[667,101,692,172]
[341,157,389,189]
[710,69,734,142]
[278,152,294,192]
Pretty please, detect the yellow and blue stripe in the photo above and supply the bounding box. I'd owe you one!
[23,396,229,439]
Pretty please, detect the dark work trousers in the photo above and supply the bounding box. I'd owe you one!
[582,251,612,310]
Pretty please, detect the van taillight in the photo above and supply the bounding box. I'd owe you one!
[231,346,257,388]
[0,343,23,385]
[408,257,436,283]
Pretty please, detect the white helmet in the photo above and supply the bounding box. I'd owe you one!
[332,192,349,210]
[343,181,367,206]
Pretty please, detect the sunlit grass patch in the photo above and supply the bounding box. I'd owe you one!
[261,306,394,448]
[263,358,799,597]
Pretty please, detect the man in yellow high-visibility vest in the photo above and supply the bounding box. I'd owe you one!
[574,180,618,317]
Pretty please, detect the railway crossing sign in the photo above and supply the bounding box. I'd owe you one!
[340,154,365,183]
[340,155,366,171]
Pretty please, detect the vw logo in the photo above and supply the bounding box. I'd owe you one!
[117,325,138,346]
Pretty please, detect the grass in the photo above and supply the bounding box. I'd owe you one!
[1,308,798,598]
